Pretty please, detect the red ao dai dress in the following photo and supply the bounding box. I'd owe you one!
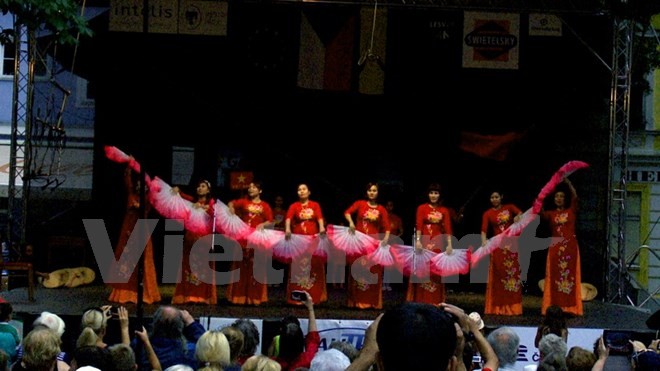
[285,201,327,305]
[406,203,452,304]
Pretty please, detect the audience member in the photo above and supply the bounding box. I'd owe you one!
[565,346,596,371]
[348,302,461,371]
[0,302,19,362]
[268,291,319,370]
[81,305,130,347]
[23,312,70,370]
[309,349,350,371]
[11,327,61,371]
[328,340,358,363]
[134,325,161,371]
[109,343,139,371]
[449,306,497,371]
[487,327,519,370]
[195,330,231,371]
[164,365,194,371]
[525,334,568,371]
[135,306,205,370]
[33,312,65,339]
[241,354,282,371]
[75,327,100,348]
[591,336,608,371]
[232,319,260,365]
[221,325,245,370]
[69,345,113,371]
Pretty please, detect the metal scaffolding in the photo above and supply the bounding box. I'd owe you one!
[605,15,633,304]
[7,24,34,246]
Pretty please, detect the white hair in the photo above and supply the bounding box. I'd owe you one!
[33,311,66,338]
[164,365,194,371]
[310,349,351,371]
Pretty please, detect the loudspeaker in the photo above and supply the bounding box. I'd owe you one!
[646,309,660,330]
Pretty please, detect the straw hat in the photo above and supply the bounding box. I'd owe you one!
[468,312,485,330]
[42,267,96,289]
[64,267,96,288]
[538,279,546,292]
[538,279,597,301]
[42,268,70,288]
[581,283,598,301]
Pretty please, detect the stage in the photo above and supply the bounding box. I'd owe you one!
[2,282,653,331]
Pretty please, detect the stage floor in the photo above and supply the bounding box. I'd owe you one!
[1,282,653,331]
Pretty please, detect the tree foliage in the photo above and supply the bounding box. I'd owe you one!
[0,0,92,45]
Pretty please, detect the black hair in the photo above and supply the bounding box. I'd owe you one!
[376,302,457,370]
[278,315,304,362]
[0,302,12,322]
[232,318,260,358]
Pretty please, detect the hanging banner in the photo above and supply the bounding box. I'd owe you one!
[529,13,562,37]
[179,0,228,36]
[462,12,519,69]
[297,8,357,91]
[110,0,227,35]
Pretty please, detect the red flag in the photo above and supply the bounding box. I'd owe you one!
[230,171,253,190]
[458,131,525,161]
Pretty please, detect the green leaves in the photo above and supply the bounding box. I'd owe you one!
[0,0,92,45]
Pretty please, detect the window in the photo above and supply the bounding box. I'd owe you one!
[75,77,95,107]
[1,41,15,76]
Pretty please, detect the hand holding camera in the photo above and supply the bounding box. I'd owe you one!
[290,290,307,302]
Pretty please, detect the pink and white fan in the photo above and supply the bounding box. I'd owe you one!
[104,145,130,164]
[390,244,437,279]
[532,160,589,213]
[472,160,590,266]
[431,248,471,276]
[247,228,284,251]
[326,225,379,258]
[311,234,333,261]
[185,204,213,235]
[367,244,395,267]
[214,200,251,240]
[104,145,141,173]
[271,233,315,263]
[147,176,191,221]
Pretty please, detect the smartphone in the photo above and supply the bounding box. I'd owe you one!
[290,290,306,301]
[603,330,634,356]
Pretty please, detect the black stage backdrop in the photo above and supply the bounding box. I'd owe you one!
[82,6,611,291]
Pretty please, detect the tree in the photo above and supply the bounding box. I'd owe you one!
[0,0,92,45]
